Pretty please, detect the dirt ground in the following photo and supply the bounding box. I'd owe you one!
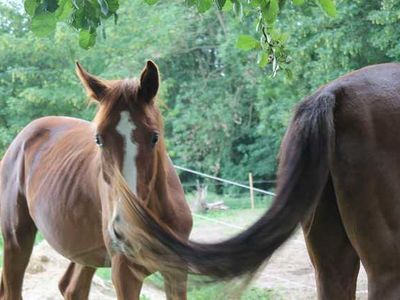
[190,211,368,300]
[22,241,165,300]
[254,233,368,300]
[19,210,368,299]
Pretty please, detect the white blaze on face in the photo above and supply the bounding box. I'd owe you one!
[116,111,138,195]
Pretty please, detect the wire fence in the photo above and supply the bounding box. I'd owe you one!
[174,165,276,197]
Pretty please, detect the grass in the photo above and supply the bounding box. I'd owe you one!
[185,191,274,211]
[95,270,280,299]
[187,285,279,300]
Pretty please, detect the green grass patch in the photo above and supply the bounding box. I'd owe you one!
[96,267,112,281]
[149,272,279,299]
[186,191,274,211]
[96,271,281,300]
[187,284,279,300]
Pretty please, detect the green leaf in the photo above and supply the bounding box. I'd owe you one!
[284,68,293,79]
[46,0,59,12]
[30,12,57,37]
[249,0,263,8]
[215,0,226,10]
[145,0,159,4]
[79,29,97,49]
[97,0,109,15]
[270,29,289,43]
[292,0,304,5]
[318,0,336,17]
[236,35,259,51]
[197,0,213,13]
[24,0,38,16]
[257,51,269,68]
[262,0,279,25]
[55,0,73,21]
[107,0,120,13]
[222,0,232,11]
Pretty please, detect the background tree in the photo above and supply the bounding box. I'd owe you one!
[1,0,398,193]
[23,0,337,75]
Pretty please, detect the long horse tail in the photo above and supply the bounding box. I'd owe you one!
[117,91,336,279]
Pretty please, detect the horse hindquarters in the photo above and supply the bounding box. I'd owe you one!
[331,142,400,299]
[302,176,360,300]
[328,72,400,299]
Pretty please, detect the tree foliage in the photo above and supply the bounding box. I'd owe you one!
[23,0,337,75]
[1,0,399,192]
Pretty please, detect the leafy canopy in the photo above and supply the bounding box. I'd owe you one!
[23,0,336,75]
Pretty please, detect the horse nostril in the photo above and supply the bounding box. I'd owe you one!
[115,214,121,223]
[111,214,125,241]
[113,227,124,240]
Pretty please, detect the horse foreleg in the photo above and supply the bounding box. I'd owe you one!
[111,255,148,300]
[58,262,96,300]
[162,270,188,300]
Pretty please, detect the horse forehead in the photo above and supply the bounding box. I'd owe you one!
[116,110,138,195]
[116,111,136,135]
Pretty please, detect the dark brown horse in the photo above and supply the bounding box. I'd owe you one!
[113,63,400,300]
[0,61,192,299]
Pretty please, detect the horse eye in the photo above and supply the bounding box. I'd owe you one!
[95,134,104,147]
[151,132,159,147]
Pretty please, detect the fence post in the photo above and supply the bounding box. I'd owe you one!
[249,172,254,209]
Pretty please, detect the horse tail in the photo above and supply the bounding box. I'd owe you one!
[118,91,336,279]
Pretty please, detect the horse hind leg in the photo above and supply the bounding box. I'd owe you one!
[58,262,96,300]
[301,176,360,300]
[0,193,37,300]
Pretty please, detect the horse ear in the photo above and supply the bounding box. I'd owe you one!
[75,62,107,101]
[139,60,159,102]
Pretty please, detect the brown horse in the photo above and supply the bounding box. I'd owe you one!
[0,60,192,299]
[111,63,400,300]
